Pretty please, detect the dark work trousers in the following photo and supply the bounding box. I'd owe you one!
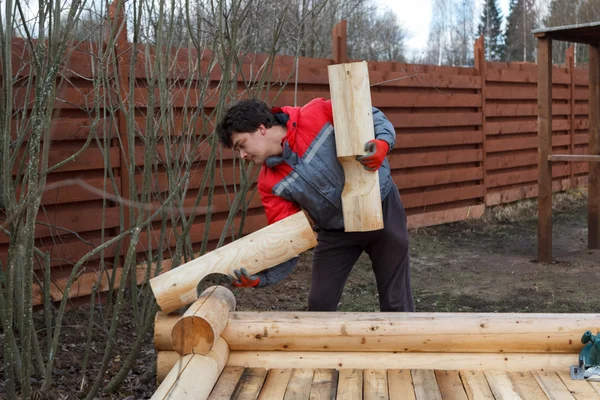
[308,188,415,312]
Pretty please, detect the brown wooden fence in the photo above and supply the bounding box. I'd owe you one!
[3,23,591,306]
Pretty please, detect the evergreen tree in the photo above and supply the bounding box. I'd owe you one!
[504,0,536,62]
[477,0,505,61]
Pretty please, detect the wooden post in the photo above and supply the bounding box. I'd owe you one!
[171,286,236,356]
[109,0,133,255]
[149,211,317,313]
[474,35,488,206]
[567,45,576,189]
[589,44,600,249]
[537,36,553,263]
[151,337,229,400]
[327,61,384,232]
[332,20,347,64]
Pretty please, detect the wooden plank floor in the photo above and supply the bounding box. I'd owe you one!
[208,367,600,399]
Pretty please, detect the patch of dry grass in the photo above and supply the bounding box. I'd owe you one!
[481,187,588,223]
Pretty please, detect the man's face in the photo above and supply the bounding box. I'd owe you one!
[231,125,272,164]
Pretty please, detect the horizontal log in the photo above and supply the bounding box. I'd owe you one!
[149,211,317,314]
[227,352,574,372]
[221,312,599,354]
[549,155,600,162]
[407,204,485,229]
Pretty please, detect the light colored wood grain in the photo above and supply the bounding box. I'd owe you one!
[336,369,362,400]
[388,370,415,400]
[156,351,180,384]
[533,371,576,400]
[328,61,383,232]
[508,371,548,399]
[284,369,315,400]
[258,369,292,400]
[231,368,268,400]
[434,370,468,400]
[154,312,180,351]
[483,370,522,399]
[309,369,338,400]
[227,351,575,371]
[460,370,494,400]
[151,337,230,400]
[208,366,245,400]
[150,211,317,313]
[412,370,442,400]
[364,369,389,400]
[172,286,236,356]
[223,312,600,354]
[556,370,600,400]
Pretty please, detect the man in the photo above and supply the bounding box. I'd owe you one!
[216,97,414,312]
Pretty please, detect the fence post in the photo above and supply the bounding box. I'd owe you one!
[109,0,132,261]
[566,45,576,188]
[474,35,488,206]
[332,20,347,64]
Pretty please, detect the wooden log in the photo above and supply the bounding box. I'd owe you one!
[155,312,180,351]
[171,286,236,356]
[549,154,600,162]
[227,351,574,371]
[328,61,383,232]
[222,312,600,353]
[152,337,230,400]
[149,211,317,313]
[156,351,181,384]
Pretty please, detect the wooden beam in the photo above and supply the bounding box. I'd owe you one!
[548,155,600,162]
[589,44,600,249]
[538,36,553,263]
[171,286,236,356]
[328,61,384,232]
[221,312,600,354]
[149,211,317,313]
[227,351,574,371]
[151,337,229,400]
[153,312,600,354]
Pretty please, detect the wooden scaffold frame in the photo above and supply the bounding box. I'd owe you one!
[534,22,600,263]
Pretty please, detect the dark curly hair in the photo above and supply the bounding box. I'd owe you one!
[216,98,279,148]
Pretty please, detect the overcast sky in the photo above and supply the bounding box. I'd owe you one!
[375,0,511,54]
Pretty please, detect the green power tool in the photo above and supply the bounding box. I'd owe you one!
[571,331,600,380]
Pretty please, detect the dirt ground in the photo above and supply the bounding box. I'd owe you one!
[3,188,599,399]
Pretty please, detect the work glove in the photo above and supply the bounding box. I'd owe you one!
[355,139,389,171]
[229,267,260,288]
